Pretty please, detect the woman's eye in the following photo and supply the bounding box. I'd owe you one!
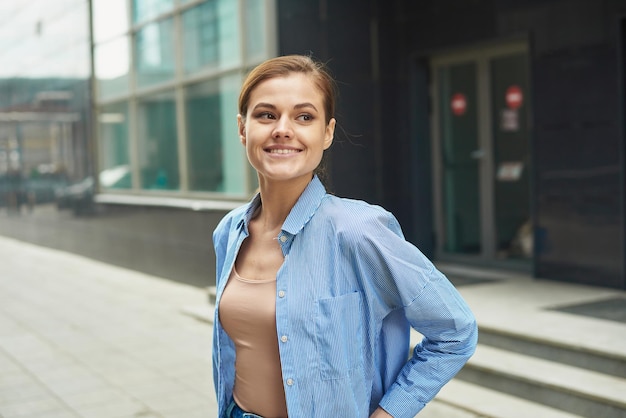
[297,114,313,122]
[256,112,275,120]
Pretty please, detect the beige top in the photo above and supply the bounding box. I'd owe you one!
[219,267,288,418]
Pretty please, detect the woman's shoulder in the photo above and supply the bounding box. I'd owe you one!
[213,203,250,237]
[322,194,392,216]
[319,194,400,235]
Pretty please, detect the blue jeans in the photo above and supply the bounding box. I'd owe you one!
[226,399,264,418]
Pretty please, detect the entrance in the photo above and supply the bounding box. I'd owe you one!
[431,42,532,266]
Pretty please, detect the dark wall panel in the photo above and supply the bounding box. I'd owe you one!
[532,44,623,288]
[277,0,378,202]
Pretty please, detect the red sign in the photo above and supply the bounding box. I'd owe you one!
[450,93,467,116]
[505,85,523,109]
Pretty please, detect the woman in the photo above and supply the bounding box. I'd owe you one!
[213,55,477,418]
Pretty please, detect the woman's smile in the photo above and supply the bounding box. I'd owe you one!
[265,146,303,155]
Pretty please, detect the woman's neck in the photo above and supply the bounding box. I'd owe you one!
[254,174,312,232]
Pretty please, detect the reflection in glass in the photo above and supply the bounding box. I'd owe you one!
[182,0,240,74]
[95,36,130,99]
[137,90,179,190]
[185,79,222,191]
[132,0,174,23]
[98,102,132,189]
[135,19,175,87]
[93,0,128,43]
[185,75,245,194]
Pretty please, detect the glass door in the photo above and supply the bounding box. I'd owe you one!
[438,62,481,254]
[432,43,531,264]
[491,53,532,260]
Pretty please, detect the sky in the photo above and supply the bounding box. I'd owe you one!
[0,0,90,78]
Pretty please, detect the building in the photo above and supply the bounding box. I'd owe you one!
[0,0,624,289]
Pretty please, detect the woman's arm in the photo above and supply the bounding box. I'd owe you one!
[370,407,393,418]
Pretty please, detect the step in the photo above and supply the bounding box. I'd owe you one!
[434,379,586,418]
[457,345,626,418]
[478,325,626,379]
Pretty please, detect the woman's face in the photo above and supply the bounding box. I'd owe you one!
[238,73,335,185]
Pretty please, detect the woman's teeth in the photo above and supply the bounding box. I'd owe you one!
[268,149,299,154]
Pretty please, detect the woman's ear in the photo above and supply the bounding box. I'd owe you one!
[237,114,246,145]
[323,118,336,150]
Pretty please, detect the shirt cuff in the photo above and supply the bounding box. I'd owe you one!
[378,383,426,418]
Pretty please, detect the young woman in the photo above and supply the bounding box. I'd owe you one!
[212,55,477,418]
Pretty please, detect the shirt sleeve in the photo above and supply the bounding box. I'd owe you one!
[351,211,478,418]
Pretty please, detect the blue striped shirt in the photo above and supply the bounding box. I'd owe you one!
[212,176,477,418]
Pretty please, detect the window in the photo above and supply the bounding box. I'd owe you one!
[132,0,174,23]
[135,18,175,88]
[185,74,243,193]
[137,90,179,190]
[98,103,132,189]
[244,0,269,62]
[95,37,130,99]
[182,0,240,74]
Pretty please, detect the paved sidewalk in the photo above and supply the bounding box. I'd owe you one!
[0,236,216,418]
[1,235,625,418]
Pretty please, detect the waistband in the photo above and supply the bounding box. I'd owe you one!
[226,399,264,418]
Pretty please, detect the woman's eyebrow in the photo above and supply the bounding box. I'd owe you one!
[294,102,318,111]
[251,102,318,111]
[252,102,276,111]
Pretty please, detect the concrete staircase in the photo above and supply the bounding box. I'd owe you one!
[427,325,626,418]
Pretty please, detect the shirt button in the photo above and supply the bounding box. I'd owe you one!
[286,378,294,386]
[280,335,288,343]
[279,235,287,243]
[278,290,285,298]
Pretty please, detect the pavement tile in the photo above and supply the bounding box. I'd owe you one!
[0,316,24,337]
[55,388,132,410]
[0,397,68,418]
[21,355,78,375]
[0,371,38,392]
[44,375,112,398]
[123,378,192,400]
[139,391,214,414]
[0,334,59,362]
[160,411,215,418]
[0,352,22,374]
[12,409,80,418]
[12,411,78,418]
[71,398,151,418]
[0,384,51,404]
[100,367,164,387]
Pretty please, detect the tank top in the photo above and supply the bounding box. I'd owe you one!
[218,267,288,418]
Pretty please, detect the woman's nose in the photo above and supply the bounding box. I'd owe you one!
[272,116,293,139]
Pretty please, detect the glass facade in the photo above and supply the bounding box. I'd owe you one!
[93,0,276,198]
[0,0,91,208]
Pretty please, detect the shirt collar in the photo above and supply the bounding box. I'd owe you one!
[238,175,327,237]
[282,175,327,235]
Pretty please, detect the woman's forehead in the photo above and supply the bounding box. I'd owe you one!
[249,73,324,105]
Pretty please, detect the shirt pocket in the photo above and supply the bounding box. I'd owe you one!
[315,291,364,380]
